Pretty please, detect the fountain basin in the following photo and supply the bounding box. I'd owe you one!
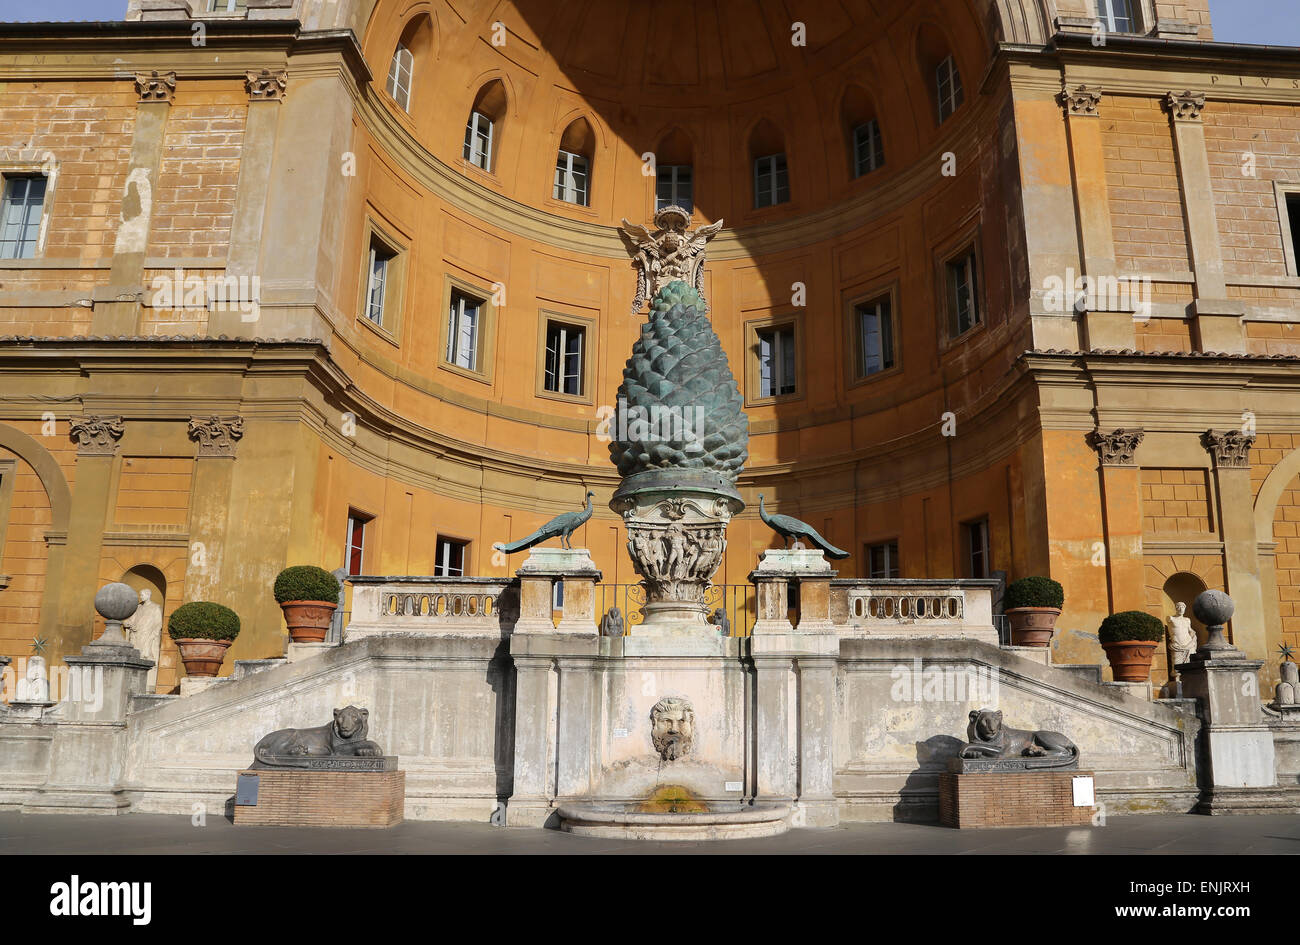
[556,800,791,841]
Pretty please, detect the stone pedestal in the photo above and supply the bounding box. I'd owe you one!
[507,549,601,826]
[939,770,1097,828]
[1180,654,1279,808]
[748,548,840,827]
[609,471,741,636]
[22,638,154,815]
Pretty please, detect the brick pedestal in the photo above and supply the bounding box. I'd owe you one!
[233,769,405,828]
[938,770,1096,828]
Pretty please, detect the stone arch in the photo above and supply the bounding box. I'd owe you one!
[1254,445,1300,542]
[0,423,70,533]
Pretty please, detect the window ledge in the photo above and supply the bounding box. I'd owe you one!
[357,313,401,349]
[439,360,492,385]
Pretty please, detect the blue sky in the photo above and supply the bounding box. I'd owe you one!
[0,0,1295,46]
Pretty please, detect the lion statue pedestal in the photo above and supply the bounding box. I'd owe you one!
[233,706,404,828]
[938,709,1095,829]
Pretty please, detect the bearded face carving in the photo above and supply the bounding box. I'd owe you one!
[650,696,695,761]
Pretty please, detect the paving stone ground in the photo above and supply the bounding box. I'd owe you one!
[2,811,1299,854]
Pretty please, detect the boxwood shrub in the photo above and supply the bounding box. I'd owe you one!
[168,601,240,641]
[273,565,341,604]
[1004,576,1064,610]
[1098,610,1165,644]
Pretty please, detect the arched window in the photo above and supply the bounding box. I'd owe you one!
[554,118,595,206]
[917,26,964,125]
[386,43,414,111]
[749,119,789,209]
[464,80,507,172]
[654,128,694,211]
[841,86,884,178]
[384,15,433,115]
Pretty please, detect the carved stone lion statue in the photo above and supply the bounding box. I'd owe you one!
[958,709,1078,765]
[650,696,694,761]
[250,705,384,769]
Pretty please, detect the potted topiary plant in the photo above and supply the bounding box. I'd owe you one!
[168,602,240,677]
[1098,610,1165,682]
[274,565,341,643]
[1004,576,1065,647]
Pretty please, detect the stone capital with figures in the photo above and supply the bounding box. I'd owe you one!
[1164,90,1206,121]
[1087,428,1144,466]
[245,69,288,102]
[1202,429,1255,469]
[135,71,176,104]
[70,415,125,455]
[1059,84,1102,117]
[189,415,244,457]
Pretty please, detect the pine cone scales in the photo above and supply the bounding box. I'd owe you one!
[609,281,748,479]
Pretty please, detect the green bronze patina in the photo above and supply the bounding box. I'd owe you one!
[609,280,748,502]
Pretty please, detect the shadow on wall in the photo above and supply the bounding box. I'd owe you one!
[894,734,965,823]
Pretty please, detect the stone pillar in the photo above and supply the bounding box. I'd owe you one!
[1060,85,1137,351]
[749,548,840,825]
[1164,90,1245,354]
[1178,592,1280,812]
[23,584,153,815]
[1202,430,1266,658]
[92,73,174,335]
[54,418,125,654]
[506,548,600,826]
[213,70,287,337]
[1087,429,1147,616]
[184,417,243,609]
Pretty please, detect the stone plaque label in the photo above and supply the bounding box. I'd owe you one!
[236,773,259,806]
[725,781,743,792]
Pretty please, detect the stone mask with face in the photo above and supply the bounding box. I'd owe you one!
[650,697,694,761]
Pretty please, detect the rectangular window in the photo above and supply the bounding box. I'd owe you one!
[0,176,47,260]
[463,110,494,171]
[446,289,482,370]
[656,165,693,212]
[544,320,585,397]
[757,325,796,398]
[753,153,789,209]
[1096,0,1137,33]
[365,238,395,326]
[946,250,980,338]
[553,149,590,206]
[867,540,900,579]
[209,0,247,10]
[855,295,895,377]
[1286,193,1300,273]
[936,56,964,123]
[852,120,884,177]
[965,518,990,579]
[435,536,466,577]
[386,43,413,112]
[345,512,370,577]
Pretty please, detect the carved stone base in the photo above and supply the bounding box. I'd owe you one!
[609,474,742,635]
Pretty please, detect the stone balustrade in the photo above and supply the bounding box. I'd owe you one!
[830,578,999,645]
[344,576,519,639]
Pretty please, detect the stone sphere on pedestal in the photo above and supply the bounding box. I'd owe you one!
[95,582,139,622]
[1192,590,1234,628]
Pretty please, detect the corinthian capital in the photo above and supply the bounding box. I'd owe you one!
[1164,90,1206,121]
[1059,84,1102,117]
[188,416,244,457]
[1201,429,1255,469]
[1087,428,1144,466]
[70,416,125,455]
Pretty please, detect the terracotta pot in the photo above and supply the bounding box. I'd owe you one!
[173,638,232,677]
[1006,607,1061,647]
[1102,640,1159,683]
[280,600,337,643]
